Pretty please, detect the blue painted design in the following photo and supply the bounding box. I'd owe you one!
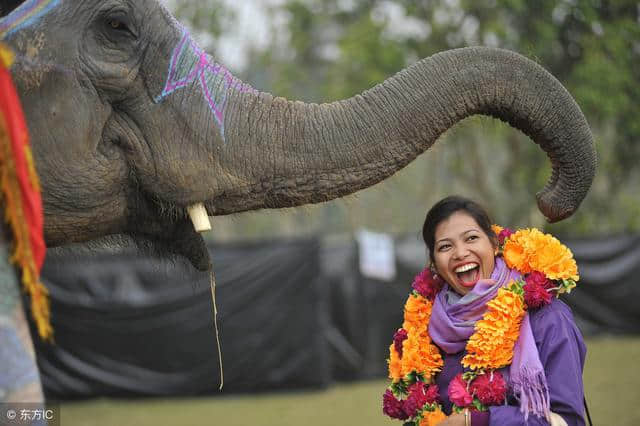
[0,0,60,39]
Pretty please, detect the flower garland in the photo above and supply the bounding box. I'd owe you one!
[382,226,579,425]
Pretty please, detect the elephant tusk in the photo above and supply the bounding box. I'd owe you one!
[187,203,211,232]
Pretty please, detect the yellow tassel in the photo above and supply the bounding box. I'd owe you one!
[0,42,15,68]
[23,145,42,193]
[22,266,52,339]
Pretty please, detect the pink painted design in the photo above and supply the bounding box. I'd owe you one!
[155,30,256,142]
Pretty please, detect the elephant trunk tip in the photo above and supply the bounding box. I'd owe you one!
[535,190,578,223]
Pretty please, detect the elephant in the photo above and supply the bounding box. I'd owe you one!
[0,0,596,405]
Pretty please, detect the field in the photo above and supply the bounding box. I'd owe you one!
[59,336,640,426]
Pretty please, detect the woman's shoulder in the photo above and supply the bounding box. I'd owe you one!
[528,298,576,328]
[528,298,585,345]
[528,298,588,366]
[529,297,574,320]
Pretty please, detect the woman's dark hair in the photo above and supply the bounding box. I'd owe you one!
[422,195,497,263]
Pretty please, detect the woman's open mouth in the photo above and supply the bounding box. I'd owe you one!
[454,263,480,287]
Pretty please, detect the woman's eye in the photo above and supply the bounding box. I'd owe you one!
[467,235,478,241]
[438,244,451,251]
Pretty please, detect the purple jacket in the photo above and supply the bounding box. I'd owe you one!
[434,299,587,426]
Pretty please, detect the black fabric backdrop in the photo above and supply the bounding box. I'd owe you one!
[34,239,329,399]
[30,234,640,399]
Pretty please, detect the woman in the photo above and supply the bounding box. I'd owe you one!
[383,196,586,426]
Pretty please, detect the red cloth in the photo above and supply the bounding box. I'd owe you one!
[0,63,45,270]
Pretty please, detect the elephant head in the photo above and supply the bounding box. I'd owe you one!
[1,0,597,271]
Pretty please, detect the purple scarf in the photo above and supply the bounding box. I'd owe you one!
[428,257,550,420]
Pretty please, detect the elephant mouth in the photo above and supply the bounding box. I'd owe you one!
[128,194,212,271]
[143,219,211,271]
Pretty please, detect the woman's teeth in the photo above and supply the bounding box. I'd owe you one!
[455,263,478,273]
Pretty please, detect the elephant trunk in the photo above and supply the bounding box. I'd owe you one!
[210,47,595,222]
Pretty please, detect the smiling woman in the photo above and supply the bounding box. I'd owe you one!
[424,198,497,296]
[382,195,587,426]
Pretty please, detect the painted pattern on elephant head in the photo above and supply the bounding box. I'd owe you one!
[10,30,54,90]
[0,0,60,90]
[0,0,59,38]
[155,29,256,143]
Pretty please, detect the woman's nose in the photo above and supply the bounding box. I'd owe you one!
[453,245,470,259]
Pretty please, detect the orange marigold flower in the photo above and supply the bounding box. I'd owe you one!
[393,293,444,380]
[419,408,447,426]
[503,239,531,274]
[503,228,579,281]
[400,332,443,378]
[388,343,402,381]
[531,241,578,281]
[463,288,525,370]
[403,294,431,330]
[491,224,503,236]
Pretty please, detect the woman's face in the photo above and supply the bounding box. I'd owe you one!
[433,211,496,295]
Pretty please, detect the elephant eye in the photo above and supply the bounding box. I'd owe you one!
[104,15,137,39]
[108,19,124,30]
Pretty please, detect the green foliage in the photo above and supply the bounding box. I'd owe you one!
[170,0,640,240]
[390,380,407,397]
[165,0,233,53]
[170,3,225,37]
[324,13,406,100]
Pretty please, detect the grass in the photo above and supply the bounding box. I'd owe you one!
[58,336,640,426]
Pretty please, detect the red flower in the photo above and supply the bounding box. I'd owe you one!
[393,328,408,358]
[412,268,443,300]
[403,383,427,418]
[470,371,507,406]
[403,382,439,417]
[425,384,440,404]
[526,271,554,289]
[524,271,552,308]
[383,390,409,420]
[498,228,514,245]
[447,374,473,407]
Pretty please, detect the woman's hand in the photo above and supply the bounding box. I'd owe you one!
[437,412,467,426]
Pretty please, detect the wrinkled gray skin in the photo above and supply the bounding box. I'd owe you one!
[0,0,596,404]
[3,0,597,272]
